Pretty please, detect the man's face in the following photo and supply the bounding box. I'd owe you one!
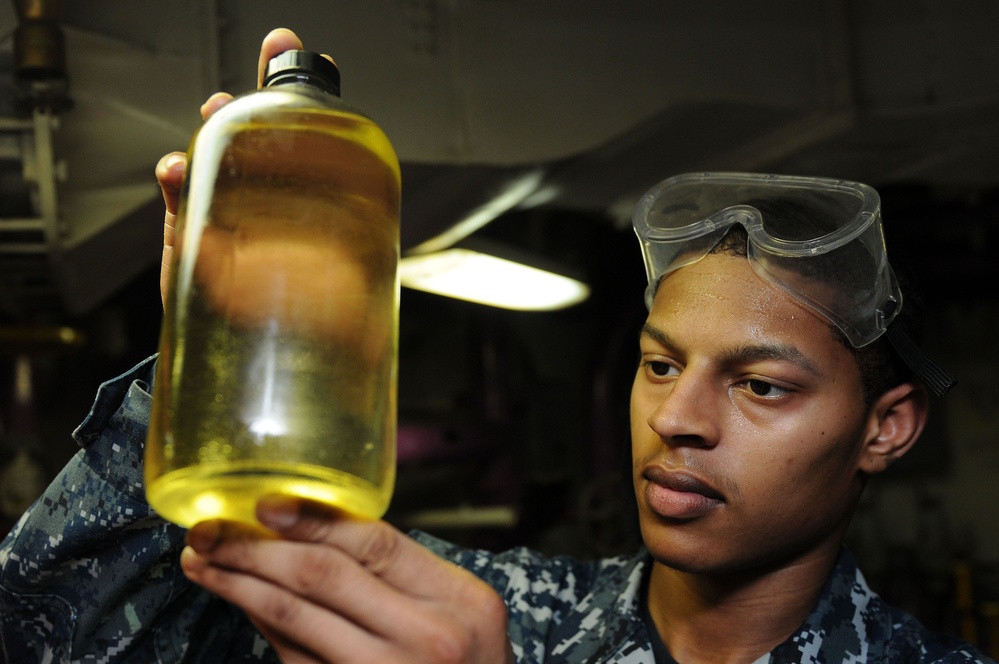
[630,253,876,575]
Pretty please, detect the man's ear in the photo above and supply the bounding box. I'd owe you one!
[858,382,929,475]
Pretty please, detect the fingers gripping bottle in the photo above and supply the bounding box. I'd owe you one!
[146,51,400,527]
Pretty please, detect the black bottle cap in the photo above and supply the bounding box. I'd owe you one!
[263,50,341,97]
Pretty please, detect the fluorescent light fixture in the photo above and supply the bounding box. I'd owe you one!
[400,248,590,311]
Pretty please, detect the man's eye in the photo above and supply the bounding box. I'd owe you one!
[747,379,789,398]
[646,361,676,377]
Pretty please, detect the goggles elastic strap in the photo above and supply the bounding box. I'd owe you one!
[885,325,957,398]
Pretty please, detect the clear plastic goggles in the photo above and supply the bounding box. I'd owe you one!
[633,172,901,348]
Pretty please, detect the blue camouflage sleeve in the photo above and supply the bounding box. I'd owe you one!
[412,531,626,663]
[0,356,275,663]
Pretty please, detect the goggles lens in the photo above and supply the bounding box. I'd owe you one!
[633,172,901,347]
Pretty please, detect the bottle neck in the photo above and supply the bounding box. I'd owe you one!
[267,72,339,96]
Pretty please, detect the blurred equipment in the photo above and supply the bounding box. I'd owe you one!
[3,0,70,318]
[0,326,84,520]
[12,0,70,110]
[0,355,46,519]
[1,0,212,322]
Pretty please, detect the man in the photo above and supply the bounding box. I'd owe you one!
[0,29,991,664]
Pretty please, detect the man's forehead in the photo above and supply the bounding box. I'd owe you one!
[645,255,845,359]
[650,254,788,311]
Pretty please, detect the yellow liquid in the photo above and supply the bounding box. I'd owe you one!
[146,87,400,527]
[147,461,389,527]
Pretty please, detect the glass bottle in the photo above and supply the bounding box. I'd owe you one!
[145,51,400,528]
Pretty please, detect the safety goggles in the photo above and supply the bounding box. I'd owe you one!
[633,172,955,396]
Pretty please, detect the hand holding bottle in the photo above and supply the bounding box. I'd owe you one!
[181,496,515,664]
[156,30,512,663]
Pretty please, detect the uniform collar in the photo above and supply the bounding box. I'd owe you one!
[546,547,889,664]
[768,547,891,663]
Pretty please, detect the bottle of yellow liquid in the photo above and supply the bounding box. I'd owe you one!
[146,50,400,528]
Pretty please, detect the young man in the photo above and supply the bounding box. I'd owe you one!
[0,29,991,664]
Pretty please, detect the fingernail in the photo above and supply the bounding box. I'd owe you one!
[186,520,222,553]
[158,152,185,176]
[164,153,185,170]
[200,92,231,119]
[257,495,299,530]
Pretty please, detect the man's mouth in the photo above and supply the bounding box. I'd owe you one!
[642,466,724,520]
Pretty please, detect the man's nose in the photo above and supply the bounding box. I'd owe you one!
[646,371,721,448]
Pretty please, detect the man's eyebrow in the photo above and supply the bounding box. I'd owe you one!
[721,344,824,378]
[640,323,675,350]
[640,323,824,378]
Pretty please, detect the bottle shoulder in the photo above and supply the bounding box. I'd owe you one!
[223,84,369,120]
[185,85,400,187]
[206,86,391,144]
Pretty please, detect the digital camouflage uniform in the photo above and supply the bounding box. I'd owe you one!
[1,357,994,663]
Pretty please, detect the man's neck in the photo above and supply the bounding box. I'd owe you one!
[645,548,841,664]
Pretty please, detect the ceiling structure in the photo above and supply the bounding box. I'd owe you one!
[1,0,998,321]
